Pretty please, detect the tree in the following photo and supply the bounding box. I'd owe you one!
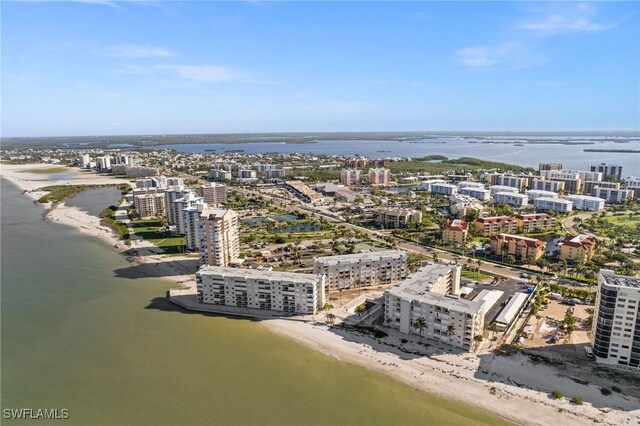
[488,323,499,341]
[325,312,336,325]
[446,324,456,339]
[473,334,484,351]
[413,317,427,339]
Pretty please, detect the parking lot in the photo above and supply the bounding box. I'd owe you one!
[463,278,532,325]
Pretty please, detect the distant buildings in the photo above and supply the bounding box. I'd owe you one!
[525,189,558,201]
[368,168,390,187]
[533,197,573,213]
[593,187,633,204]
[111,165,159,177]
[590,163,623,181]
[563,194,606,211]
[348,157,368,168]
[196,266,326,315]
[284,180,322,204]
[79,154,91,168]
[431,182,458,196]
[530,179,565,193]
[591,270,640,373]
[313,250,408,290]
[490,233,546,261]
[237,169,257,181]
[199,183,227,206]
[419,179,447,191]
[340,169,362,186]
[489,185,519,196]
[583,180,619,196]
[198,208,240,267]
[474,216,518,237]
[377,208,422,229]
[558,234,598,263]
[443,219,468,244]
[266,169,286,179]
[459,186,490,201]
[626,177,640,198]
[487,174,527,190]
[494,192,528,207]
[539,163,562,171]
[384,264,485,352]
[209,169,233,181]
[95,156,111,171]
[515,213,556,233]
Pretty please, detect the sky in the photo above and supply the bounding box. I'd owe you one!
[2,1,639,137]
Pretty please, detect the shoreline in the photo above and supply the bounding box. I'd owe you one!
[1,163,638,426]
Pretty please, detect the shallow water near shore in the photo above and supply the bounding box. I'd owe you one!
[1,178,511,426]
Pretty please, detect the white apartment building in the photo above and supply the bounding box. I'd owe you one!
[313,250,408,290]
[166,177,184,187]
[237,169,257,181]
[533,197,573,213]
[165,187,189,226]
[377,208,423,229]
[457,181,485,190]
[209,169,233,181]
[590,163,623,180]
[419,179,447,191]
[175,192,204,235]
[198,208,240,267]
[626,177,640,198]
[95,156,111,171]
[488,174,527,190]
[340,169,362,186]
[132,188,166,218]
[489,185,519,196]
[183,204,207,251]
[594,187,633,204]
[266,169,286,179]
[135,178,154,189]
[494,192,528,207]
[111,165,159,177]
[459,186,491,201]
[368,168,390,187]
[530,179,565,193]
[79,154,91,168]
[563,194,606,211]
[384,264,485,352]
[525,189,558,201]
[431,183,458,196]
[541,169,602,182]
[200,183,227,206]
[591,270,640,373]
[196,266,326,315]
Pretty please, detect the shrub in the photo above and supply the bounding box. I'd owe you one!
[611,386,622,393]
[551,390,564,399]
[571,396,583,405]
[600,388,612,396]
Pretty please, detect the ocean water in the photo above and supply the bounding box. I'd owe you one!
[0,179,511,426]
[156,137,640,174]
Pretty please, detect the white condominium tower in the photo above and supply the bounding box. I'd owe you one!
[199,183,227,206]
[198,208,240,267]
[591,270,640,373]
[196,266,326,315]
[313,250,408,290]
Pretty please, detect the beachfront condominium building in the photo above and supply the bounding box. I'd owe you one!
[590,163,623,181]
[313,250,408,290]
[420,179,447,191]
[443,219,468,245]
[175,192,203,235]
[583,181,620,196]
[533,197,573,213]
[515,213,556,233]
[494,192,528,207]
[489,185,519,196]
[563,195,606,211]
[525,189,559,201]
[198,208,240,267]
[530,179,565,193]
[111,165,159,177]
[377,208,423,229]
[539,163,563,171]
[209,169,233,181]
[184,204,207,251]
[340,169,362,186]
[474,216,519,237]
[132,188,166,218]
[487,174,527,190]
[459,186,491,201]
[558,234,598,263]
[368,168,390,187]
[591,270,640,373]
[79,154,91,168]
[384,264,485,352]
[196,266,326,315]
[540,169,602,182]
[431,183,458,196]
[490,233,546,261]
[594,188,633,204]
[95,156,111,171]
[199,183,227,206]
[538,170,583,194]
[165,187,190,226]
[626,177,640,198]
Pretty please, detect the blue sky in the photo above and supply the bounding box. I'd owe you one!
[2,1,639,137]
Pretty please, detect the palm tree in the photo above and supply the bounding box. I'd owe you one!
[446,324,456,339]
[473,334,484,351]
[325,312,336,325]
[412,317,427,339]
[488,322,499,341]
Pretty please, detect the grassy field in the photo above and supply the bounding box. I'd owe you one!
[21,167,70,174]
[37,184,129,205]
[461,269,491,282]
[130,219,185,255]
[602,215,640,227]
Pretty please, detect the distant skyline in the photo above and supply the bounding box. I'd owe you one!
[2,1,639,137]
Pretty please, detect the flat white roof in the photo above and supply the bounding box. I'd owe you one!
[495,292,529,325]
[314,249,406,264]
[198,266,320,284]
[473,289,504,313]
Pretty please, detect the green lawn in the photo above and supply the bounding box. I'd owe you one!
[602,215,640,228]
[130,219,185,255]
[21,167,70,174]
[461,269,491,282]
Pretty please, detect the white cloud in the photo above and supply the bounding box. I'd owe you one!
[514,4,617,36]
[116,64,249,83]
[455,42,545,69]
[101,44,174,58]
[15,0,122,8]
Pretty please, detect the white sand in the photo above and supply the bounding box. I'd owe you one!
[3,163,638,425]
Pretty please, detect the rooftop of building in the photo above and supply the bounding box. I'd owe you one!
[561,234,598,248]
[386,264,484,315]
[491,233,546,247]
[600,269,640,289]
[444,219,468,231]
[534,197,573,204]
[563,194,606,201]
[515,213,553,219]
[197,265,321,283]
[476,215,516,223]
[199,207,235,220]
[314,249,407,264]
[494,192,527,198]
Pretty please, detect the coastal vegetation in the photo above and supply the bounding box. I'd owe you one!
[37,183,130,205]
[20,166,69,174]
[100,205,130,241]
[387,156,535,175]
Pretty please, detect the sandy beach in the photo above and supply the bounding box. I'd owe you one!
[2,162,638,426]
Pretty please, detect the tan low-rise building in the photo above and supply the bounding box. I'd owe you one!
[490,233,546,261]
[558,234,598,263]
[474,216,518,237]
[515,213,556,233]
[443,219,468,244]
[313,250,407,290]
[377,208,422,229]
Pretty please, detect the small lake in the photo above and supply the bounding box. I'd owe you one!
[65,187,122,217]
